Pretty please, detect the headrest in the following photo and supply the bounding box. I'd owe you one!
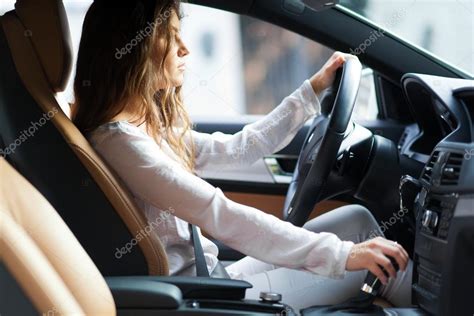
[14,0,73,92]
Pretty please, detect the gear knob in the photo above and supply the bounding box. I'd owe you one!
[361,256,399,296]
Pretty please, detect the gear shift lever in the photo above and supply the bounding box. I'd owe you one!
[361,256,400,297]
[301,257,400,315]
[321,256,399,312]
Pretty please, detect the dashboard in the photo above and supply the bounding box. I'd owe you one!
[397,74,474,165]
[395,74,474,314]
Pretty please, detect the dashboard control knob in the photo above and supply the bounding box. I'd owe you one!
[422,210,439,229]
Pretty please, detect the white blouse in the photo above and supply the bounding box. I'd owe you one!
[88,80,354,279]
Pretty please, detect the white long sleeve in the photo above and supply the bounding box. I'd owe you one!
[88,80,354,278]
[191,80,322,173]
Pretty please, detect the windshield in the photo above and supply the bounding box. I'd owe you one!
[339,0,474,76]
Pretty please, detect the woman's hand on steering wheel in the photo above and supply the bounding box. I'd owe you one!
[309,52,359,96]
[345,236,410,285]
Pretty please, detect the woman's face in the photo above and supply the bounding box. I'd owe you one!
[161,11,189,88]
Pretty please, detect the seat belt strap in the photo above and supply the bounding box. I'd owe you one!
[189,223,210,277]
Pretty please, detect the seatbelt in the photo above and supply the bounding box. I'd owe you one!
[189,223,210,277]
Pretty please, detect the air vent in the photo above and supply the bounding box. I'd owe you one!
[440,152,463,185]
[421,151,439,183]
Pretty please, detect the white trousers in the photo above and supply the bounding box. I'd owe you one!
[225,205,413,312]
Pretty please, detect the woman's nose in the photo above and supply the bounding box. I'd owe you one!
[178,41,189,57]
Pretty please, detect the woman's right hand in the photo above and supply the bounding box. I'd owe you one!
[345,237,409,285]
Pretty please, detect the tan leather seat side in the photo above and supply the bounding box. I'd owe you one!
[0,212,85,315]
[0,158,116,315]
[1,2,168,275]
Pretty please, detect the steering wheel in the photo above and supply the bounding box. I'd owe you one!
[283,58,362,227]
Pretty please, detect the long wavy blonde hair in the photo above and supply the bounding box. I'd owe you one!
[71,0,195,171]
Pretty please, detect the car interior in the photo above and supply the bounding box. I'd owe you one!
[0,0,473,315]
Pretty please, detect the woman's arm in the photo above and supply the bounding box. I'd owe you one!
[190,51,355,174]
[190,80,321,173]
[93,126,354,279]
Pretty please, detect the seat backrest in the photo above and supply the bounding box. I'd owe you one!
[0,157,116,315]
[0,0,168,276]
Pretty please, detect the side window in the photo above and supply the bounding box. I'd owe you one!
[353,68,379,122]
[63,0,94,103]
[180,3,378,120]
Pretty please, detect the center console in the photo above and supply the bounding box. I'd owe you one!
[106,276,297,315]
[411,146,474,315]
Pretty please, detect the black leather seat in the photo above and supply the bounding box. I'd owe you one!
[0,0,168,276]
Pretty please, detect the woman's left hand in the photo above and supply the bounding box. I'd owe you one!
[309,52,360,95]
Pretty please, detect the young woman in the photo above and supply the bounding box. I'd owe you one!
[72,0,413,310]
